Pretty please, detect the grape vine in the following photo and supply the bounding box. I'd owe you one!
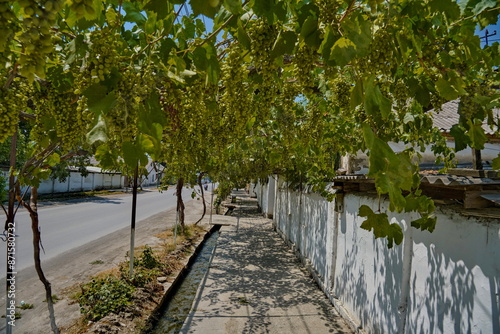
[0,76,31,143]
[0,0,496,253]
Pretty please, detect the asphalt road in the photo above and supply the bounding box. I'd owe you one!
[0,186,194,277]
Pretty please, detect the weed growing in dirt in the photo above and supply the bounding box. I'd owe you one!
[18,302,34,310]
[138,245,161,269]
[78,276,135,321]
[120,245,163,287]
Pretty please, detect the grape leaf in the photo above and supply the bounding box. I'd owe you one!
[429,0,460,20]
[87,114,108,144]
[123,2,147,25]
[330,37,356,67]
[472,0,497,15]
[319,25,338,65]
[45,153,60,167]
[252,0,279,23]
[192,46,208,71]
[342,12,371,57]
[190,0,221,18]
[300,15,322,48]
[83,84,116,115]
[122,141,148,167]
[435,77,460,100]
[237,24,251,50]
[467,119,487,150]
[160,38,177,63]
[95,144,117,169]
[492,155,500,170]
[350,80,364,109]
[358,205,403,248]
[203,43,220,84]
[363,125,415,212]
[139,135,155,154]
[143,0,170,19]
[364,76,392,120]
[271,31,297,58]
[450,124,469,151]
[181,16,196,39]
[411,216,437,232]
[477,8,500,29]
[223,0,243,14]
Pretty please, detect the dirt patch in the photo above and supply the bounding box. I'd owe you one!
[0,196,213,334]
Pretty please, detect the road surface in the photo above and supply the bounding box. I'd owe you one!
[0,186,193,277]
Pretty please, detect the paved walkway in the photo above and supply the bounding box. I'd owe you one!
[180,191,353,334]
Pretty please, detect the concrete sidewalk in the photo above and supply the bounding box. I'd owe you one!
[180,191,353,334]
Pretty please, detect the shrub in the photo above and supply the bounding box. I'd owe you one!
[78,276,135,321]
[138,245,160,269]
[120,245,162,287]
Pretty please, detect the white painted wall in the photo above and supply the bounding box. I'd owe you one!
[255,176,277,218]
[257,178,500,334]
[1,170,125,195]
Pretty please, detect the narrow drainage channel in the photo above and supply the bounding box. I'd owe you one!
[150,226,220,333]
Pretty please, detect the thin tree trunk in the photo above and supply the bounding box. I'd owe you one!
[194,173,206,225]
[176,178,185,231]
[21,186,59,333]
[5,133,17,334]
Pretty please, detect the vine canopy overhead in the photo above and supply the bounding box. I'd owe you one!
[0,0,499,246]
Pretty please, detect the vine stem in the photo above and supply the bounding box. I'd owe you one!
[191,0,251,49]
[132,2,186,60]
[450,6,500,27]
[339,0,357,24]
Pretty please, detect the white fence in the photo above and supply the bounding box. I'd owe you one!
[254,176,500,334]
[1,161,165,195]
[36,171,124,194]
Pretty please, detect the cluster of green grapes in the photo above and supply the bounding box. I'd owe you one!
[87,29,121,84]
[106,67,155,142]
[328,77,351,110]
[69,28,123,137]
[0,77,31,143]
[429,89,447,112]
[420,37,450,69]
[18,0,63,81]
[366,28,394,74]
[0,2,18,69]
[219,43,252,138]
[314,0,342,25]
[391,79,410,114]
[247,19,277,69]
[293,44,317,96]
[278,82,299,120]
[69,0,96,19]
[107,71,140,142]
[43,88,86,148]
[180,78,208,137]
[247,19,279,118]
[159,79,181,132]
[458,81,485,122]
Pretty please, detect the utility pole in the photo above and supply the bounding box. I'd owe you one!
[129,164,139,278]
[480,29,497,47]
